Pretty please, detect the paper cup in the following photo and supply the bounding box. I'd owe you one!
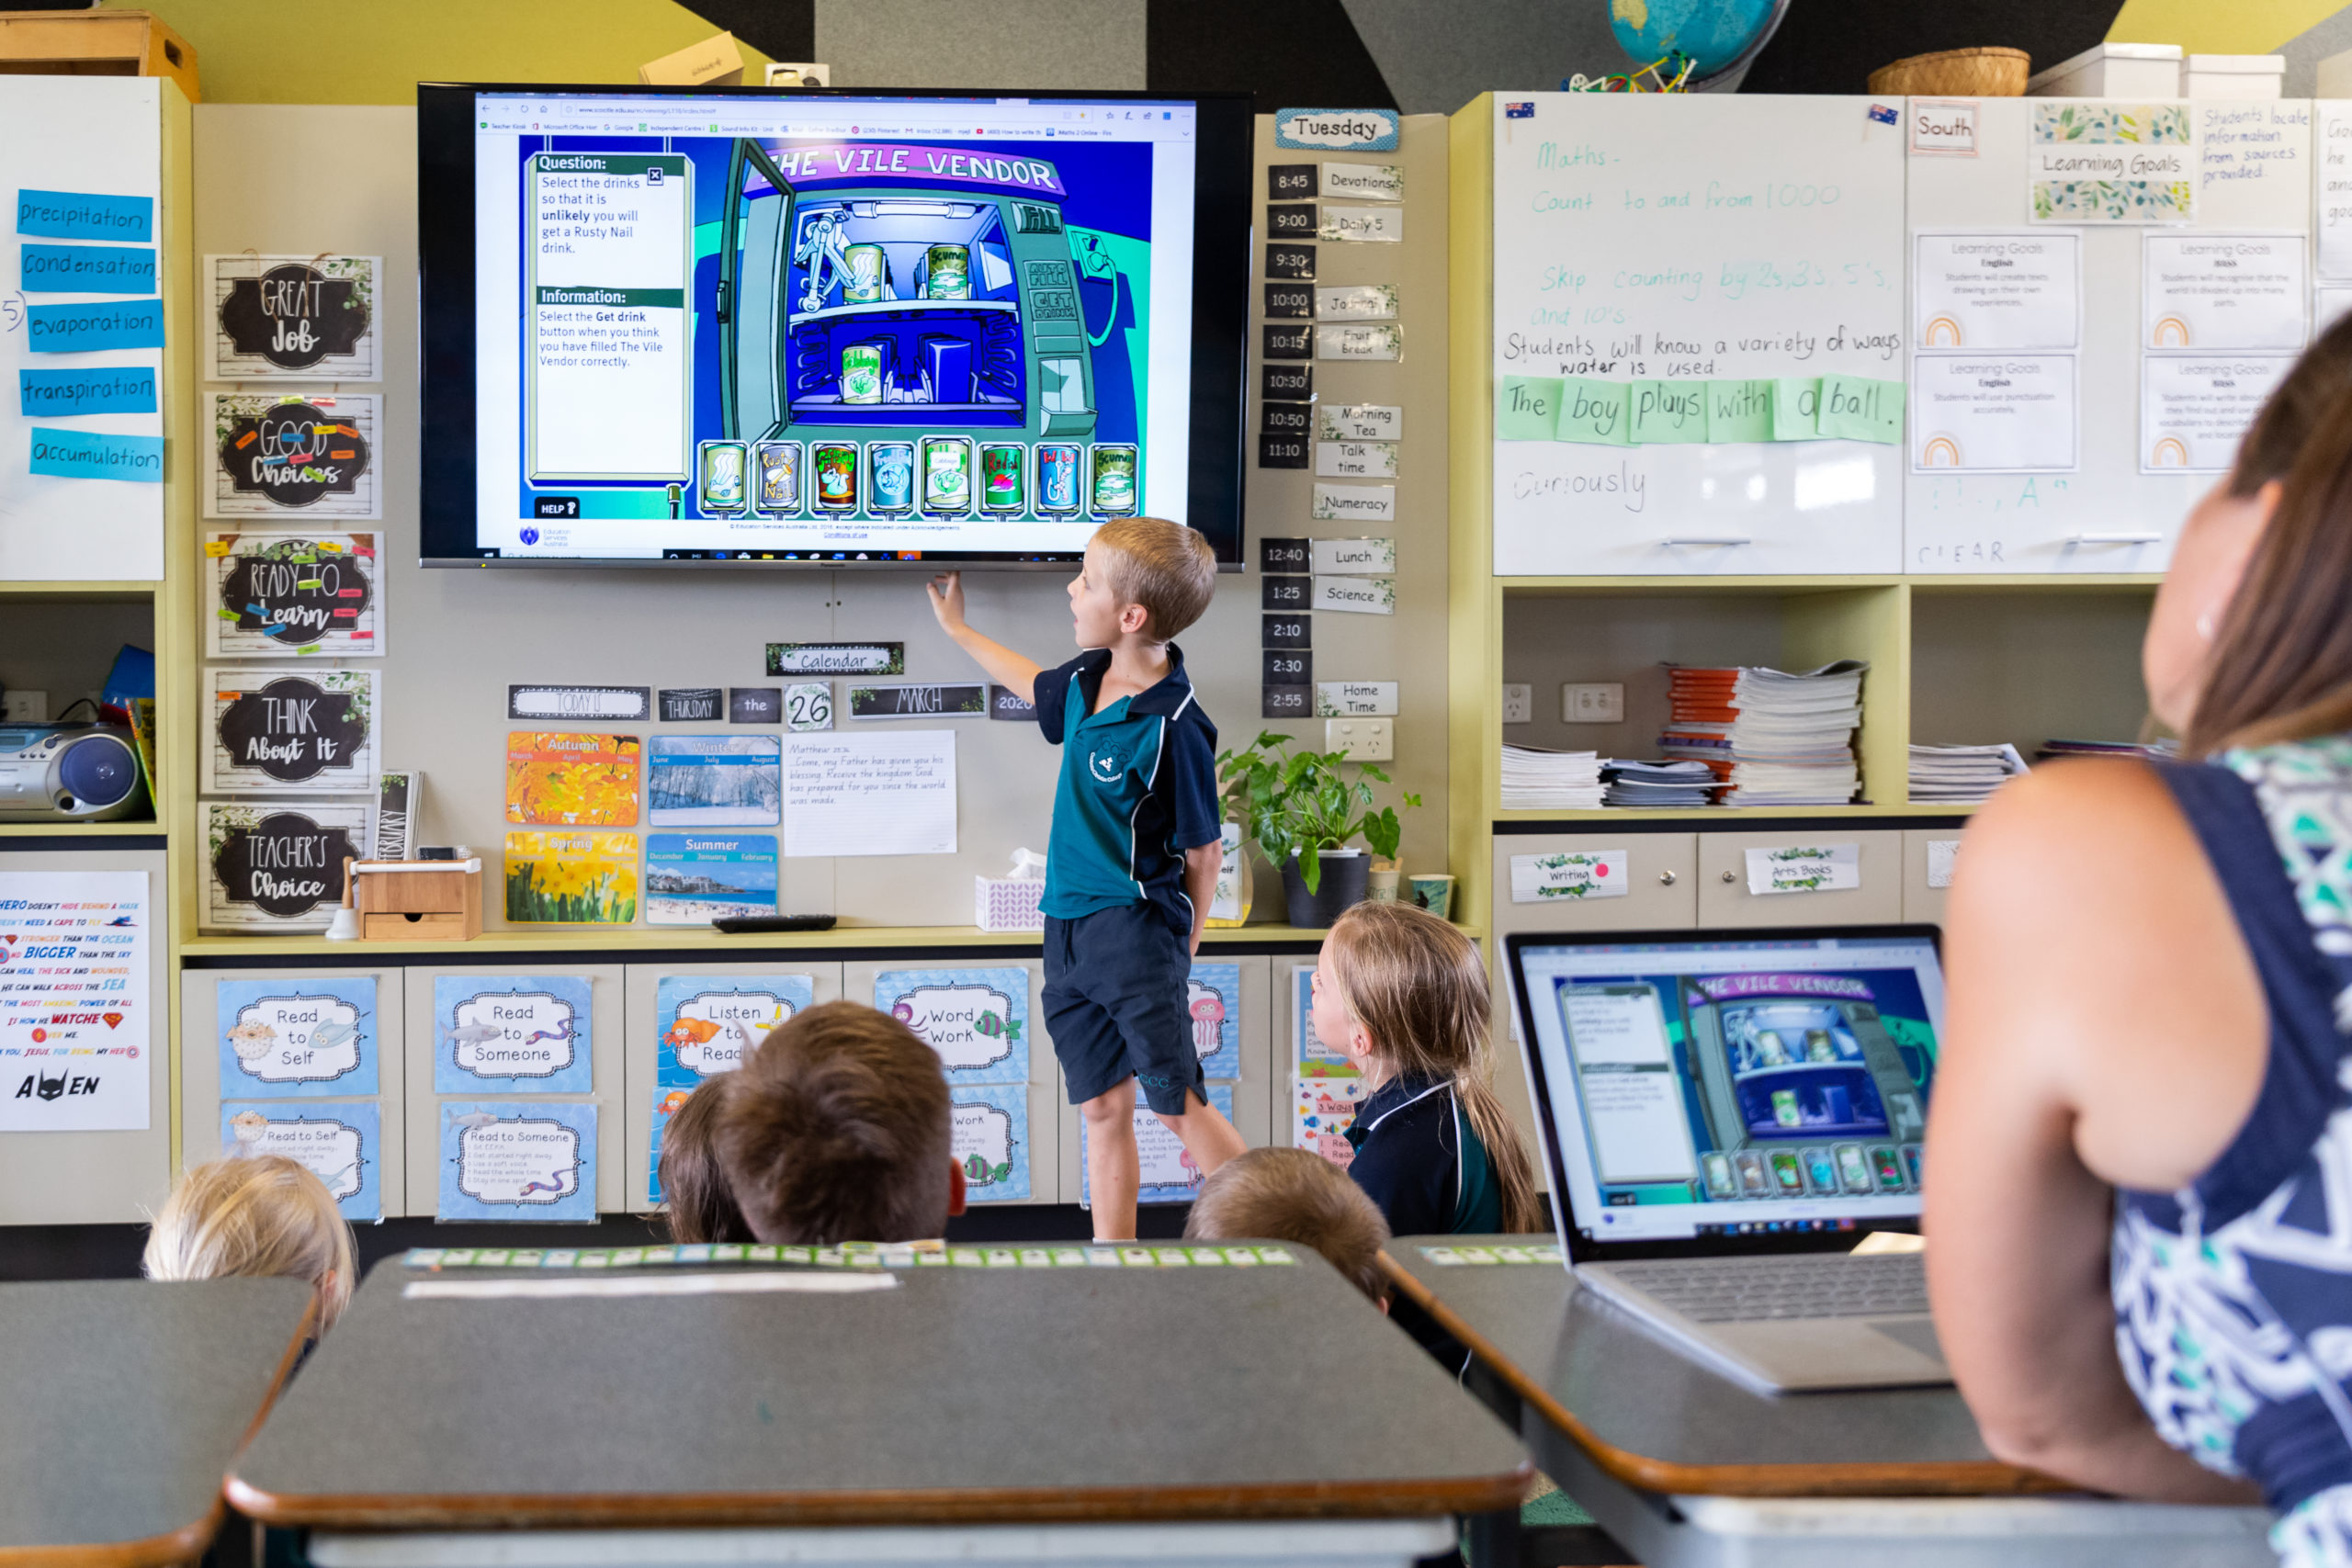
[1367,865,1401,902]
[1408,874,1454,920]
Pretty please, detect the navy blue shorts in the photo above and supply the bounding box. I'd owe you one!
[1042,903,1205,1115]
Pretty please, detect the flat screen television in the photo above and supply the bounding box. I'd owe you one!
[417,83,1252,568]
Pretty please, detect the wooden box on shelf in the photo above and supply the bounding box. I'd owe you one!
[350,857,481,942]
[0,9,199,100]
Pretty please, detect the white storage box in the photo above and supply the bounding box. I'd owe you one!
[2320,45,2352,99]
[974,874,1046,932]
[2184,54,2284,99]
[2028,41,2182,99]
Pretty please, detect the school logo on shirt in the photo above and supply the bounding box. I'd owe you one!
[1088,746,1126,784]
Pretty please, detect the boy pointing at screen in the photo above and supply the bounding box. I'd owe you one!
[928,519,1246,1240]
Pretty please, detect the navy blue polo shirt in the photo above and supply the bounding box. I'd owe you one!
[1346,1072,1501,1236]
[1033,646,1221,935]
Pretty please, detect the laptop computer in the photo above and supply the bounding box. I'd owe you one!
[1506,925,1951,1394]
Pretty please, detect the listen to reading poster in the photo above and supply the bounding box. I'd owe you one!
[471,93,1197,558]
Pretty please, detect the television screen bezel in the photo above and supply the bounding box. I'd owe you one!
[416,81,1253,570]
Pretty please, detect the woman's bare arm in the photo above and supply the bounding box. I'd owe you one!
[1928,760,2262,1505]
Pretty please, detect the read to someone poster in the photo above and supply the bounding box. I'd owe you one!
[0,871,151,1131]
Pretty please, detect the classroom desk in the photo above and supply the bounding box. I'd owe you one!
[230,1247,1530,1567]
[0,1277,315,1567]
[1379,1238,2276,1568]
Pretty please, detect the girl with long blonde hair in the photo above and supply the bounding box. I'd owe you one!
[1312,900,1541,1235]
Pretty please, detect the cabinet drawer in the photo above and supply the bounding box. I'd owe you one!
[1695,830,1904,927]
[1903,829,1963,927]
[1492,834,1699,935]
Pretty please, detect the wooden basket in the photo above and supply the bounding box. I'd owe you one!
[1868,47,2030,98]
[0,9,198,101]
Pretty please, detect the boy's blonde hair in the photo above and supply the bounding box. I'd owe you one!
[1184,1146,1391,1302]
[1323,901,1544,1234]
[1091,517,1216,641]
[143,1155,357,1332]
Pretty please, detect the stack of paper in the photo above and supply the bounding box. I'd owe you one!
[1500,744,1604,810]
[1659,661,1866,807]
[2034,739,2177,763]
[1907,743,2029,804]
[1601,759,1715,808]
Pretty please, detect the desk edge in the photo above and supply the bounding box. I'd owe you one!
[220,1470,1535,1529]
[1375,1254,2060,1500]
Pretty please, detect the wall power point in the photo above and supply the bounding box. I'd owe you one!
[1562,682,1624,724]
[1325,717,1393,761]
[1501,684,1532,725]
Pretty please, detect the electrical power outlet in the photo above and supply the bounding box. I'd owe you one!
[1562,682,1625,724]
[1,691,49,722]
[1500,684,1532,725]
[1325,717,1393,761]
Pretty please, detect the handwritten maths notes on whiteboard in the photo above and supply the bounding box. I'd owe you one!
[783,731,956,858]
[1488,95,1906,576]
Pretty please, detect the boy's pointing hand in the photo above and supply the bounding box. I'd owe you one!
[926,571,966,634]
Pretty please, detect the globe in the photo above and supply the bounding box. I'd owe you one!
[1608,0,1786,82]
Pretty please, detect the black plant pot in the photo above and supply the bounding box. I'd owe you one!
[1281,852,1370,929]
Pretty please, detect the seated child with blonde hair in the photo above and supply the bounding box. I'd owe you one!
[1184,1145,1391,1305]
[143,1155,357,1333]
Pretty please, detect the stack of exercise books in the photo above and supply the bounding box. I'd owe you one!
[1659,661,1867,807]
[1499,744,1605,810]
[1907,743,2029,804]
[1600,758,1716,808]
[2033,738,2177,763]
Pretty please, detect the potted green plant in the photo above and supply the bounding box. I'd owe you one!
[1218,731,1419,929]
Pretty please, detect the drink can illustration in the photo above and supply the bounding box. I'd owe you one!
[869,441,917,514]
[841,342,886,405]
[842,243,890,304]
[755,441,801,513]
[1090,445,1137,516]
[923,243,970,299]
[921,435,973,515]
[812,442,859,513]
[699,441,748,513]
[978,444,1025,513]
[1035,444,1081,514]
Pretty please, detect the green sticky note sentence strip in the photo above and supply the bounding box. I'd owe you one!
[1815,375,1905,445]
[1499,374,1901,446]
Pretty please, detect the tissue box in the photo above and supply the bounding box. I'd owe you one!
[975,874,1046,932]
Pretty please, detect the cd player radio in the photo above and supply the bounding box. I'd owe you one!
[0,725,146,821]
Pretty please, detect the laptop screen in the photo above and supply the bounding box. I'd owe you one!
[1510,929,1943,1250]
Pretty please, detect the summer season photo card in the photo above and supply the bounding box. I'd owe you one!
[203,530,383,658]
[504,831,639,924]
[216,976,378,1099]
[644,833,776,926]
[1083,1082,1236,1207]
[874,967,1029,1085]
[438,1101,596,1224]
[505,733,641,826]
[646,735,781,827]
[221,1101,381,1222]
[655,974,812,1086]
[432,974,594,1095]
[952,1082,1031,1204]
[1188,962,1242,1080]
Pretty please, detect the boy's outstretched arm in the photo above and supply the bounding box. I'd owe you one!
[927,571,1044,695]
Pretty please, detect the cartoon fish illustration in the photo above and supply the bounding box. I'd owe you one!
[446,1110,499,1132]
[224,1021,277,1062]
[974,1010,1005,1039]
[227,1110,270,1148]
[307,1018,357,1052]
[664,1017,722,1049]
[445,1023,503,1047]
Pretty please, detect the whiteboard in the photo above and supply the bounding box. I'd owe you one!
[1904,97,2312,574]
[1489,94,1906,576]
[0,76,164,581]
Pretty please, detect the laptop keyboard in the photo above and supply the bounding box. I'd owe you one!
[1604,1253,1928,1324]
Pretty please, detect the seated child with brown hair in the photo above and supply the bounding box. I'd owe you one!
[656,1075,753,1245]
[143,1155,357,1334]
[715,999,968,1244]
[1184,1145,1391,1306]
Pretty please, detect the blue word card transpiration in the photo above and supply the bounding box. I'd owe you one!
[28,428,162,483]
[17,367,157,417]
[14,187,153,243]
